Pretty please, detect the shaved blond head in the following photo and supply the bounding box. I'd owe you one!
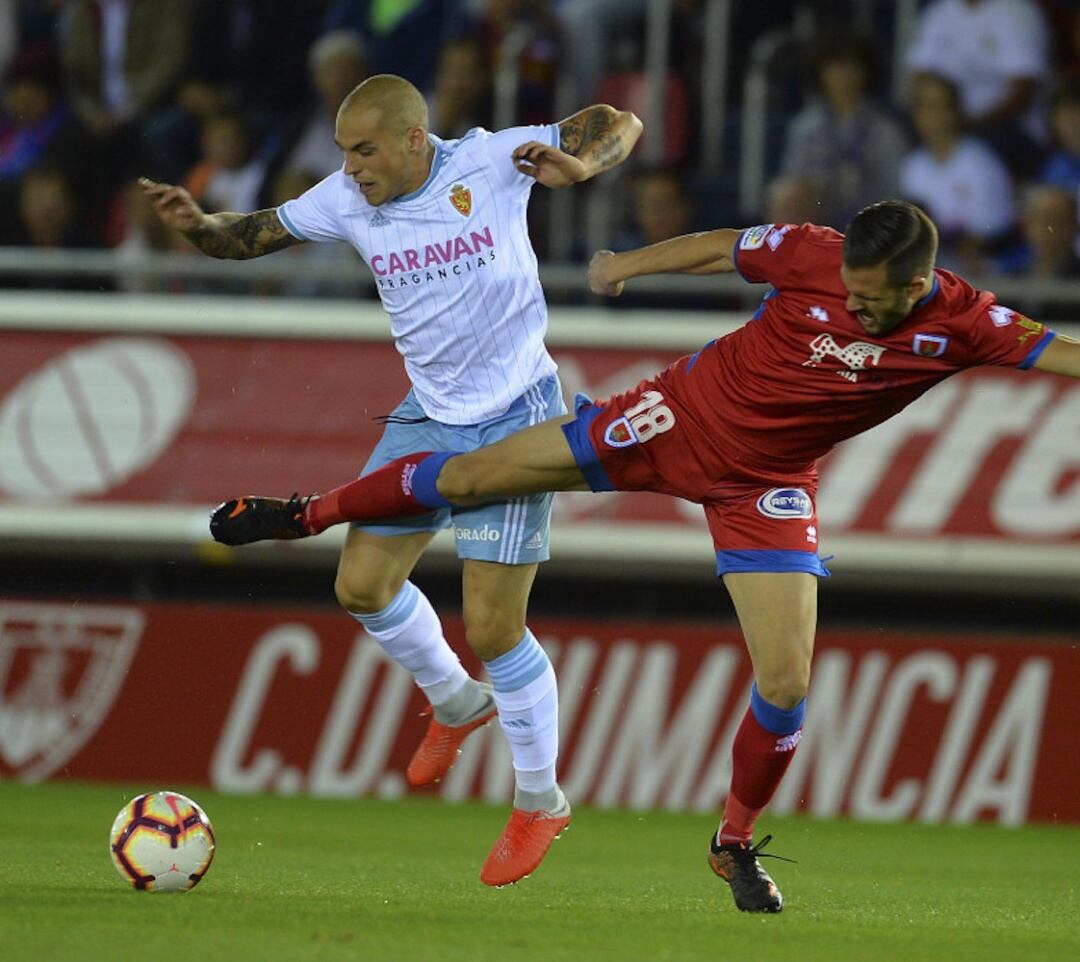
[339,73,428,135]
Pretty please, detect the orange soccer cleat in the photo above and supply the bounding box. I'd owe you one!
[406,701,498,787]
[479,794,571,887]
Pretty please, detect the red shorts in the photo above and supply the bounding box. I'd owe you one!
[561,363,829,577]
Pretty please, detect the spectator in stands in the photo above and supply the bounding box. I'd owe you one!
[110,177,189,292]
[1011,184,1080,277]
[57,0,192,186]
[16,165,91,249]
[0,43,86,184]
[905,0,1052,174]
[475,0,559,126]
[431,35,493,138]
[1041,78,1080,196]
[320,0,466,93]
[145,1,325,184]
[1000,183,1080,320]
[182,110,268,216]
[764,175,822,226]
[899,73,1016,273]
[615,167,695,250]
[779,32,907,229]
[280,30,369,184]
[186,1,321,121]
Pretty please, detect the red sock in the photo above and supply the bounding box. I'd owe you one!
[719,706,802,844]
[303,453,439,533]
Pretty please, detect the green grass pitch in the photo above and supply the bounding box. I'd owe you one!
[1,781,1077,962]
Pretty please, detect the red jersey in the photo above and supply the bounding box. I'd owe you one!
[666,223,1056,474]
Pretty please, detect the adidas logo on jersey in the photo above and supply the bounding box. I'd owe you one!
[368,209,391,228]
[525,531,545,550]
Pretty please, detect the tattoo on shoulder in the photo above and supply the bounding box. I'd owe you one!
[560,106,624,169]
[193,209,300,260]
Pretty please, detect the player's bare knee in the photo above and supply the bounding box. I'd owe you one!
[334,572,400,615]
[755,668,810,710]
[465,618,525,663]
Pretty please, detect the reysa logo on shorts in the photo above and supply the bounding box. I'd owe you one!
[454,524,501,542]
[756,487,813,519]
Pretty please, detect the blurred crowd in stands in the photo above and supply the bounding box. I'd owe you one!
[1,0,1079,313]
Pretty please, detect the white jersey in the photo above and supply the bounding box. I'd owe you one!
[278,124,561,424]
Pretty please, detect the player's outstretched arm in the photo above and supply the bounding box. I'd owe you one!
[512,105,643,188]
[589,229,742,296]
[1033,334,1080,378]
[138,178,303,260]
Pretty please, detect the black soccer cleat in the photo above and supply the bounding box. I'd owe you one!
[209,494,312,546]
[708,833,790,913]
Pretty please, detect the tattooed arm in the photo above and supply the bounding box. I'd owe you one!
[511,105,642,189]
[138,178,302,259]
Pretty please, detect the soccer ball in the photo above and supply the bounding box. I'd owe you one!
[109,791,216,892]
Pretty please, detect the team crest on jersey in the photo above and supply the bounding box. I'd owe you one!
[604,417,637,448]
[739,224,774,250]
[449,183,472,217]
[756,488,813,519]
[912,333,948,357]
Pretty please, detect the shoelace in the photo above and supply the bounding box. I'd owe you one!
[747,835,796,865]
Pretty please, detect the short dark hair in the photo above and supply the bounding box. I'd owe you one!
[843,200,938,285]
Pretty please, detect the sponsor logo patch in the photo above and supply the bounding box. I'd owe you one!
[775,730,802,752]
[808,305,830,322]
[1015,315,1045,345]
[739,224,775,250]
[604,417,637,448]
[756,487,813,519]
[454,524,501,542]
[766,224,792,250]
[913,333,948,357]
[400,462,418,496]
[449,183,472,217]
[989,305,1014,327]
[802,333,886,382]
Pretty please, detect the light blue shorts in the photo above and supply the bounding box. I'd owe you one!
[356,375,566,563]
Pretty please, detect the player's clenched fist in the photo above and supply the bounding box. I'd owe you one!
[588,250,624,297]
[138,177,207,234]
[512,141,587,189]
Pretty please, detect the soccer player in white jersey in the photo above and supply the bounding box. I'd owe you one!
[140,74,643,887]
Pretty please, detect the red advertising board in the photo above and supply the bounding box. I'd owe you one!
[1,331,1077,551]
[1,598,1076,826]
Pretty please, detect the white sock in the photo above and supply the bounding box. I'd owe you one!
[351,581,468,705]
[485,630,559,801]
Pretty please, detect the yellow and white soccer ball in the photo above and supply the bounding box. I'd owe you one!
[109,791,216,892]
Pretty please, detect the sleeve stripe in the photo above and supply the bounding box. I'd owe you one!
[276,205,307,241]
[1019,329,1057,370]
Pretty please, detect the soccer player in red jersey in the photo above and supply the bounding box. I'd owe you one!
[212,201,1080,911]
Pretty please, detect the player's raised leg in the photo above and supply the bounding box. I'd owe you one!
[709,571,816,913]
[209,416,589,544]
[334,528,497,785]
[458,558,571,887]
